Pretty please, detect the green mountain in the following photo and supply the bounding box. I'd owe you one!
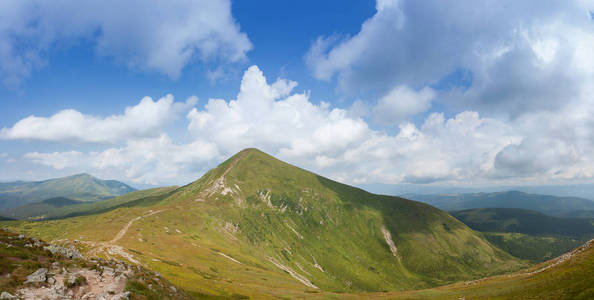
[0,173,136,209]
[3,187,177,220]
[2,148,525,298]
[451,208,594,262]
[406,191,594,217]
[452,208,594,236]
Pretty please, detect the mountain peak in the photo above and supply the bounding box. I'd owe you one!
[68,173,95,179]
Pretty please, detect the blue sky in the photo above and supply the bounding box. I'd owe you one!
[1,0,593,189]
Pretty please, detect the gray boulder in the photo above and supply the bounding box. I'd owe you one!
[25,268,48,283]
[0,291,16,299]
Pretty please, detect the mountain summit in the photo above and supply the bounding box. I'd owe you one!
[7,148,524,297]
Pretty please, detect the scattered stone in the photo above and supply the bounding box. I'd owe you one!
[25,268,48,283]
[170,285,177,293]
[0,291,16,299]
[102,266,115,277]
[43,244,84,259]
[81,293,95,300]
[47,277,55,284]
[17,234,24,239]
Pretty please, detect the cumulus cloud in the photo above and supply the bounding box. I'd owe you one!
[19,66,594,186]
[307,0,594,116]
[24,134,220,185]
[0,94,196,143]
[372,86,435,124]
[0,0,251,86]
[184,66,523,185]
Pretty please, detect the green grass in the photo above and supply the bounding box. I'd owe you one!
[452,208,594,236]
[0,148,526,298]
[2,186,177,220]
[376,240,594,299]
[483,232,588,262]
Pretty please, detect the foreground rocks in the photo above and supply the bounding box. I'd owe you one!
[0,229,188,299]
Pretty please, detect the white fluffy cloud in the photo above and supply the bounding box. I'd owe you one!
[0,0,251,86]
[372,86,435,124]
[17,66,594,186]
[184,66,524,185]
[307,0,594,117]
[24,135,220,185]
[0,95,196,143]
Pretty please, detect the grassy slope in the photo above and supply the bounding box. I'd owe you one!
[3,197,84,220]
[452,208,594,236]
[371,239,594,300]
[451,208,594,262]
[0,173,136,209]
[483,232,586,262]
[1,149,524,298]
[2,187,177,220]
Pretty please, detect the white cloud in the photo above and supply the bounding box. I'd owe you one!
[372,86,435,124]
[0,0,251,86]
[0,94,196,143]
[307,0,594,117]
[19,66,594,186]
[24,134,220,185]
[24,151,84,170]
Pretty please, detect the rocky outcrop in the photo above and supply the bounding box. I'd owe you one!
[24,268,48,283]
[0,292,16,299]
[44,244,84,259]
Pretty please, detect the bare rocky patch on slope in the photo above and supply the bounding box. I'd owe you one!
[0,229,188,299]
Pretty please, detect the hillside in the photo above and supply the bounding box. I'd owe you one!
[2,148,525,298]
[452,208,594,236]
[378,239,594,299]
[406,191,594,217]
[2,187,177,220]
[0,229,188,299]
[451,208,594,262]
[0,173,136,209]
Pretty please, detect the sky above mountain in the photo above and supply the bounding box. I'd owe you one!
[1,0,593,188]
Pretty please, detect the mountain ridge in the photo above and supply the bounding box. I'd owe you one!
[406,191,594,217]
[0,173,136,209]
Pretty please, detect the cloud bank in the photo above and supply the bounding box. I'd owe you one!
[7,66,592,186]
[0,95,195,143]
[0,0,251,86]
[307,0,594,117]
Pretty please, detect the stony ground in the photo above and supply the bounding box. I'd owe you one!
[0,229,188,300]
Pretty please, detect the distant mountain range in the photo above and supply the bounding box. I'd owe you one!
[405,191,594,218]
[0,173,135,209]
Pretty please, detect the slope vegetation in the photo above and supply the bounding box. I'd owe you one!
[3,186,177,220]
[2,149,524,298]
[451,208,594,262]
[376,239,594,299]
[452,208,594,236]
[0,173,136,209]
